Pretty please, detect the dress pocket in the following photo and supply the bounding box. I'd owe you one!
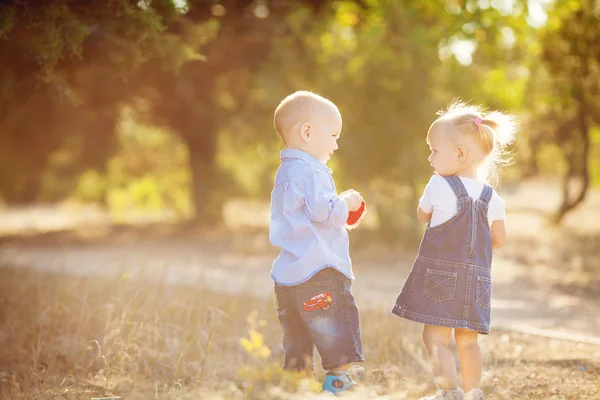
[476,276,492,309]
[423,269,458,303]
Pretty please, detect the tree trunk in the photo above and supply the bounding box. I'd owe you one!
[2,175,42,204]
[523,136,541,178]
[553,5,595,224]
[554,108,590,224]
[183,126,221,225]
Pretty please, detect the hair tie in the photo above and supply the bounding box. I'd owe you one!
[474,116,483,126]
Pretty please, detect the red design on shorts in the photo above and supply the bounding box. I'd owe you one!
[302,291,333,312]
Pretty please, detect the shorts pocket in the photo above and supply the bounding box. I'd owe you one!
[476,276,492,309]
[424,269,458,303]
[297,276,336,316]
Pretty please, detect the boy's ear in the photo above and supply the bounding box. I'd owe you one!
[300,122,312,143]
[457,145,467,162]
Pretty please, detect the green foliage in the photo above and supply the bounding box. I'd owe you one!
[0,0,207,204]
[70,169,107,203]
[526,0,600,220]
[1,0,599,229]
[71,110,193,220]
[246,0,541,238]
[218,132,279,198]
[0,4,16,39]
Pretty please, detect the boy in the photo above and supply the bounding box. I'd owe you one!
[270,91,365,394]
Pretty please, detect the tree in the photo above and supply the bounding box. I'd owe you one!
[0,0,335,224]
[133,0,334,223]
[537,0,600,223]
[0,0,166,202]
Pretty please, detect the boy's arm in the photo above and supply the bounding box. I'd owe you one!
[303,171,349,226]
[491,220,506,249]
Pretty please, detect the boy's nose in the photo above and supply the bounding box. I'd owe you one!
[334,142,338,150]
[427,154,432,162]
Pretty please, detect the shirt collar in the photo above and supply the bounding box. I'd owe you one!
[280,149,332,173]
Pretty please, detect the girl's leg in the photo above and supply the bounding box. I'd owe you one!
[422,325,458,390]
[454,328,482,392]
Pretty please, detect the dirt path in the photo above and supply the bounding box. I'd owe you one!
[1,235,599,346]
[2,178,600,345]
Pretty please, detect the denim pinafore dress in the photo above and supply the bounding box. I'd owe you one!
[392,176,494,334]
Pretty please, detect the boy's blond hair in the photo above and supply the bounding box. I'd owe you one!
[273,91,338,144]
[434,99,518,186]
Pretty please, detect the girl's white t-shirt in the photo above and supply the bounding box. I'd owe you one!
[419,175,505,228]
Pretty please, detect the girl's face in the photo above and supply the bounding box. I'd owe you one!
[426,121,462,176]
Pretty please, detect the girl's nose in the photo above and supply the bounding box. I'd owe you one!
[334,142,338,150]
[428,154,432,162]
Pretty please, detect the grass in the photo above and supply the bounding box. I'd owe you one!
[0,266,599,400]
[1,178,600,399]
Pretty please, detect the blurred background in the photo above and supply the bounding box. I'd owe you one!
[0,0,598,238]
[0,1,600,398]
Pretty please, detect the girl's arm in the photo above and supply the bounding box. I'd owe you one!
[417,207,432,224]
[491,220,506,249]
[417,176,437,224]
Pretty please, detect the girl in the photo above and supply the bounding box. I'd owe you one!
[392,100,517,400]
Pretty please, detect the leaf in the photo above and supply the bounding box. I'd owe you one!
[240,337,254,352]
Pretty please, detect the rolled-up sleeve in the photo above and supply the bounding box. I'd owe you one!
[303,171,349,226]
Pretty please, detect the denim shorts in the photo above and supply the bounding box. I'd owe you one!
[274,267,364,371]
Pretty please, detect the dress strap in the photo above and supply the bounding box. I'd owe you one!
[479,184,493,204]
[442,176,469,200]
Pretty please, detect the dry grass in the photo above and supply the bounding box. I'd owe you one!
[1,179,600,399]
[496,179,600,298]
[0,267,599,400]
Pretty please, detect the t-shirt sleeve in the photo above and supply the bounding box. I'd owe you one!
[488,191,506,223]
[418,175,438,214]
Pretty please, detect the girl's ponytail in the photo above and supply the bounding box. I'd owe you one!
[438,100,518,186]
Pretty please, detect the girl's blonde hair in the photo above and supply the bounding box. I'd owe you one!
[437,99,518,186]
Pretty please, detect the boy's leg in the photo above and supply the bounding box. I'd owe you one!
[454,328,482,393]
[422,325,458,390]
[274,284,314,372]
[295,268,363,393]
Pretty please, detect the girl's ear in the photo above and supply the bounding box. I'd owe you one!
[300,122,312,143]
[457,145,467,162]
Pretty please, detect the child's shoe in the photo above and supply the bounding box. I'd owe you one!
[419,388,464,400]
[464,388,484,400]
[322,371,356,395]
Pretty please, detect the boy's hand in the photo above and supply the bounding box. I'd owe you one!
[340,190,363,211]
[339,189,355,197]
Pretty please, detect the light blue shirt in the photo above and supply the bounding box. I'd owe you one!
[269,149,353,286]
